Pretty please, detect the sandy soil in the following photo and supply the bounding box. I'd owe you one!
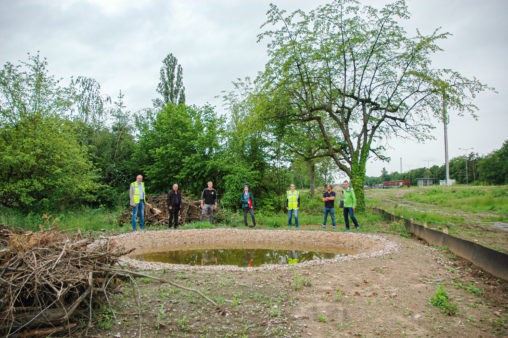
[289,234,506,337]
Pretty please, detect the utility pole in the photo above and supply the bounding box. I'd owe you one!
[459,147,474,184]
[443,93,450,186]
[400,157,403,174]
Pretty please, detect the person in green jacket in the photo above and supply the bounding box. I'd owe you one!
[240,185,256,227]
[342,180,360,230]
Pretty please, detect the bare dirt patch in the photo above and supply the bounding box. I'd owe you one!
[289,235,507,336]
[86,229,506,337]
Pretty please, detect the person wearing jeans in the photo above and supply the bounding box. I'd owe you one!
[200,181,218,224]
[241,185,256,227]
[286,184,300,228]
[322,184,336,228]
[342,180,360,230]
[129,175,146,230]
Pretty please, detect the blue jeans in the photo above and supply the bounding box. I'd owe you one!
[132,200,144,230]
[288,209,299,228]
[323,207,336,227]
[343,207,359,229]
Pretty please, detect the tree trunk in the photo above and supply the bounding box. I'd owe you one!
[309,161,315,198]
[350,154,367,211]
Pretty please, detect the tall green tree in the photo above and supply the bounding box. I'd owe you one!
[222,78,291,211]
[153,53,186,107]
[478,140,508,185]
[0,53,100,210]
[134,103,223,194]
[256,0,491,209]
[0,52,72,126]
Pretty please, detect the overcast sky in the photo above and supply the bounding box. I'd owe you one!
[1,0,507,177]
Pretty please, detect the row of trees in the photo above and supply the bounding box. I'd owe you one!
[0,52,331,212]
[365,140,508,186]
[1,0,492,212]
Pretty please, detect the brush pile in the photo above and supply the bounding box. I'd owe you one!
[118,193,223,227]
[0,226,130,336]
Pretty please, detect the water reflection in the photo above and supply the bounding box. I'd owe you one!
[134,248,345,267]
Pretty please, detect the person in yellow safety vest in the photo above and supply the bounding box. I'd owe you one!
[129,175,146,230]
[286,184,300,228]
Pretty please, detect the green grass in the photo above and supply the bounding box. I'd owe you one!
[384,185,508,215]
[0,206,122,232]
[0,195,403,239]
[366,185,508,253]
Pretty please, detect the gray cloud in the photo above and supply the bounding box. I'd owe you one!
[1,0,506,177]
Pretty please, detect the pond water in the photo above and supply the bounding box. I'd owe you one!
[132,248,354,267]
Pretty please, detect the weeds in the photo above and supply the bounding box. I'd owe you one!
[334,287,343,302]
[452,279,484,296]
[96,305,115,330]
[294,271,302,291]
[154,304,168,333]
[175,315,188,331]
[294,271,312,291]
[317,314,327,323]
[429,285,458,316]
[269,300,280,318]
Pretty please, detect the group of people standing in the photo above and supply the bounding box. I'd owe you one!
[129,175,359,230]
[285,181,359,230]
[166,181,219,228]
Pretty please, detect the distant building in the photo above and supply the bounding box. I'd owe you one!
[439,179,456,186]
[417,178,435,187]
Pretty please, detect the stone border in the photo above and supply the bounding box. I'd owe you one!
[110,229,400,271]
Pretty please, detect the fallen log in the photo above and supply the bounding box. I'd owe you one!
[19,323,77,337]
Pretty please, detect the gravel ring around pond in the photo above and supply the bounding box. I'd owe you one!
[110,229,400,271]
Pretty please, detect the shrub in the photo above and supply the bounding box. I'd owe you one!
[429,285,458,316]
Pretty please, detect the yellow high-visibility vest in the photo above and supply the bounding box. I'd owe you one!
[131,181,145,203]
[287,190,299,210]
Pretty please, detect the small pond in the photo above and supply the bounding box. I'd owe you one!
[132,248,355,267]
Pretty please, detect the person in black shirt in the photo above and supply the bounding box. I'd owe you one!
[322,184,336,229]
[167,184,181,228]
[200,181,218,224]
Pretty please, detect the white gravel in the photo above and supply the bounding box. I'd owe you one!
[110,228,400,271]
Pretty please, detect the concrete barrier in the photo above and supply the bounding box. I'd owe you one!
[370,207,508,281]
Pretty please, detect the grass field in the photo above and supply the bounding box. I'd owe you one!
[1,205,408,241]
[366,185,508,253]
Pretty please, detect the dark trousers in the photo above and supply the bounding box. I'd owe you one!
[343,207,359,229]
[243,207,256,227]
[169,205,180,228]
